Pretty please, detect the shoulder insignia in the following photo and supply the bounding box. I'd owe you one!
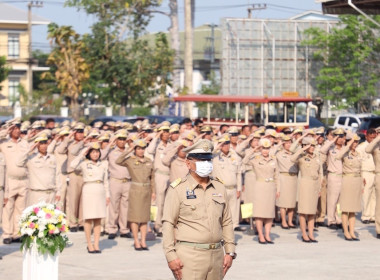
[215,176,225,184]
[131,155,136,159]
[255,155,260,159]
[170,178,182,188]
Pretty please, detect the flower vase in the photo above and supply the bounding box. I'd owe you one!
[22,241,59,280]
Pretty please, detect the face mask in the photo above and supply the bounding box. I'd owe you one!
[195,161,213,177]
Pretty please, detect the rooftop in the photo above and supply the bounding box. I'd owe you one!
[0,3,50,25]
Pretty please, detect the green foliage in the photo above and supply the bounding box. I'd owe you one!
[21,234,69,256]
[302,15,380,110]
[130,106,151,116]
[0,56,10,91]
[199,71,220,95]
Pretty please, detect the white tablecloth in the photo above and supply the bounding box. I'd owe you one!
[23,245,58,280]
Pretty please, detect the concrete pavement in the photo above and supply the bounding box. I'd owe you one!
[1,219,379,280]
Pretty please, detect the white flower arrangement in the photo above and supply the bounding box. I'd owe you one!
[19,202,69,256]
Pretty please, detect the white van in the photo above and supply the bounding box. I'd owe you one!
[333,113,374,132]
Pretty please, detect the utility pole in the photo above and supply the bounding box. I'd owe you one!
[247,3,266,18]
[184,0,193,117]
[27,1,43,106]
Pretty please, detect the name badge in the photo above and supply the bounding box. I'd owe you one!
[305,158,311,162]
[186,190,197,199]
[212,193,223,197]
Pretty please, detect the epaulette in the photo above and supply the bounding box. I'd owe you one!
[215,176,225,184]
[271,155,276,159]
[170,178,182,188]
[255,155,261,159]
[131,155,136,159]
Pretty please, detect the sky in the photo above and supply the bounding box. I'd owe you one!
[4,0,322,52]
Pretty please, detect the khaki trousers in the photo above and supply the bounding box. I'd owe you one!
[316,176,327,222]
[0,188,3,225]
[27,189,56,207]
[2,178,28,239]
[226,187,240,229]
[375,174,380,234]
[68,172,83,228]
[176,243,224,280]
[154,171,169,232]
[327,173,342,225]
[57,174,68,213]
[361,171,376,221]
[107,178,131,234]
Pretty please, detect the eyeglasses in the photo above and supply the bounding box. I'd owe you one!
[118,138,127,141]
[76,129,84,133]
[39,141,48,144]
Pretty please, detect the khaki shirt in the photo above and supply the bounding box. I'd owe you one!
[291,149,322,184]
[336,145,361,174]
[56,137,84,174]
[162,145,188,182]
[365,136,380,173]
[102,146,131,180]
[320,140,343,174]
[70,156,110,198]
[212,150,242,191]
[17,152,61,195]
[249,155,279,191]
[0,152,5,188]
[48,139,68,175]
[357,141,375,172]
[162,174,235,262]
[0,138,28,179]
[276,149,298,174]
[147,137,169,173]
[116,153,155,193]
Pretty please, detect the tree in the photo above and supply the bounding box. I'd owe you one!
[0,56,10,92]
[302,15,380,112]
[42,23,90,120]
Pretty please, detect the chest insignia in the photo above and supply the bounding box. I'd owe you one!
[212,193,223,197]
[186,189,197,199]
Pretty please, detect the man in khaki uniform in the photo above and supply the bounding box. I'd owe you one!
[320,128,345,229]
[1,121,29,244]
[0,152,5,225]
[101,129,133,239]
[57,123,85,232]
[162,139,190,182]
[147,124,171,237]
[17,133,61,206]
[365,131,380,239]
[162,139,236,280]
[357,128,377,224]
[212,134,243,231]
[315,127,328,226]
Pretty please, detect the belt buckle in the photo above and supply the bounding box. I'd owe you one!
[96,180,101,183]
[122,179,127,183]
[209,243,216,249]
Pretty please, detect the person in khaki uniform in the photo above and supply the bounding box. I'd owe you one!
[291,137,322,243]
[356,128,377,224]
[116,139,155,250]
[0,152,5,225]
[365,130,380,240]
[56,123,86,232]
[162,139,190,182]
[276,135,298,229]
[320,128,345,229]
[146,124,171,236]
[315,127,328,227]
[212,133,243,232]
[336,134,362,241]
[162,139,236,280]
[17,133,61,206]
[1,121,29,244]
[101,129,133,239]
[248,138,279,244]
[70,142,110,253]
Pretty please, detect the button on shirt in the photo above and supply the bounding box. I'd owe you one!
[212,150,242,191]
[162,174,235,262]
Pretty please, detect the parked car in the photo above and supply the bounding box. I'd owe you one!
[333,113,374,132]
[357,116,380,141]
[29,115,73,124]
[144,115,186,125]
[89,116,145,126]
[0,115,13,126]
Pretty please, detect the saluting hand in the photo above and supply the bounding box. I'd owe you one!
[168,258,184,280]
[223,254,233,276]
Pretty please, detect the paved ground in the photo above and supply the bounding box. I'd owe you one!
[1,219,379,280]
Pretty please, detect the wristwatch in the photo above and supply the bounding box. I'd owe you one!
[228,252,237,260]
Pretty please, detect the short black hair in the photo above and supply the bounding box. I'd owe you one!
[241,125,250,131]
[85,148,101,161]
[326,128,334,136]
[181,118,192,125]
[46,118,55,124]
[219,124,229,131]
[194,119,203,126]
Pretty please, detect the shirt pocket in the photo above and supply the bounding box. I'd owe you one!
[182,200,203,220]
[211,197,225,222]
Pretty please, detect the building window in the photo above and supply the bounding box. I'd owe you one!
[8,34,20,58]
[8,79,20,104]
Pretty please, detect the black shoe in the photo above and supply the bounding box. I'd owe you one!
[141,246,149,251]
[288,225,297,229]
[100,231,105,236]
[120,232,133,238]
[234,227,246,232]
[344,236,353,241]
[362,220,370,224]
[134,245,143,251]
[258,239,267,245]
[12,238,21,243]
[70,227,78,233]
[78,226,84,232]
[351,237,360,241]
[376,234,380,239]
[308,237,318,243]
[87,247,96,254]
[156,232,163,238]
[264,237,274,244]
[337,224,342,229]
[281,225,290,230]
[3,238,12,245]
[316,222,326,227]
[369,220,375,224]
[240,220,249,225]
[95,250,102,254]
[328,224,338,230]
[108,234,117,240]
[302,237,311,243]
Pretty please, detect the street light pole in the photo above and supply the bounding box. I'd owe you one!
[27,1,43,107]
